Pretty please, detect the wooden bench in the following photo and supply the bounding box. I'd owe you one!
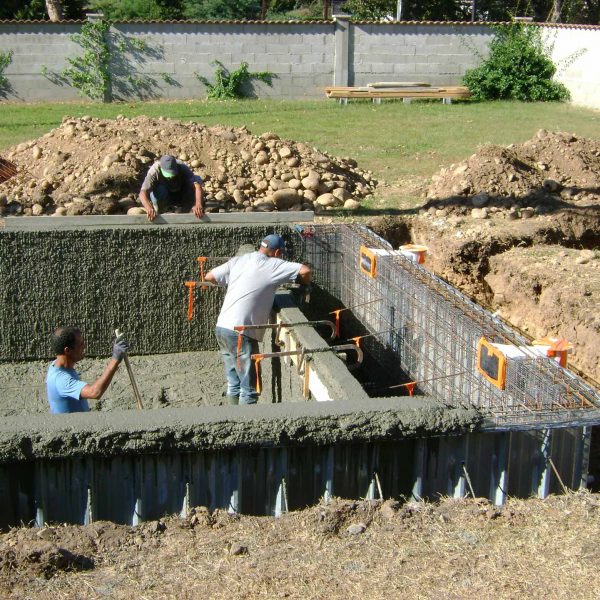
[325,85,471,104]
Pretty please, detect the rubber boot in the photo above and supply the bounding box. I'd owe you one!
[226,395,239,405]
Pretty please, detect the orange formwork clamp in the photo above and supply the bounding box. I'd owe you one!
[254,354,264,395]
[330,309,343,338]
[184,281,196,321]
[405,382,416,397]
[350,336,362,348]
[533,336,574,368]
[197,256,208,288]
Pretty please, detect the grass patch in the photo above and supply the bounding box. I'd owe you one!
[1,99,598,210]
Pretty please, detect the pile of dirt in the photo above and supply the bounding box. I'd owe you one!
[2,494,599,599]
[424,130,600,221]
[0,116,376,217]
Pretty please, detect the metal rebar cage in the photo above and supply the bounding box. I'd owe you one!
[297,223,600,429]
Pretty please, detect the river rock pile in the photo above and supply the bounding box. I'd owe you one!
[423,130,600,221]
[0,115,376,217]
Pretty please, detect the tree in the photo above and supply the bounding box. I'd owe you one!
[88,0,184,20]
[45,0,64,21]
[183,0,262,19]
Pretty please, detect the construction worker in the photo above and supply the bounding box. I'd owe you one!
[205,234,311,405]
[46,327,128,414]
[139,154,204,222]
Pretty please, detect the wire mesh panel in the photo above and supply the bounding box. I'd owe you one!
[299,224,600,428]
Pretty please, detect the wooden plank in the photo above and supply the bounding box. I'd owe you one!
[1,211,315,230]
[327,90,470,99]
[367,81,430,88]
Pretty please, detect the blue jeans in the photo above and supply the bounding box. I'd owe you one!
[150,183,194,212]
[215,326,260,404]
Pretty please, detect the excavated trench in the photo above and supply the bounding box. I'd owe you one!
[0,217,598,527]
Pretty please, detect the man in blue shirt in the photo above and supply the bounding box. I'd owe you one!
[46,327,128,414]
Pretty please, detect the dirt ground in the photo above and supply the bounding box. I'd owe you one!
[366,129,600,384]
[1,494,599,599]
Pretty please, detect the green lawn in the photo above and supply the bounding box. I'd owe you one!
[1,99,598,209]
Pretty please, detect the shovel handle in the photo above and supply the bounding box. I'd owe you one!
[115,329,144,410]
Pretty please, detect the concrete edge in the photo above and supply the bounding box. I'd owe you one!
[0,211,315,230]
[0,399,483,462]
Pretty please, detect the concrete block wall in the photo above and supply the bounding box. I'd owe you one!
[110,22,335,101]
[0,20,598,108]
[349,23,493,87]
[543,25,600,111]
[0,22,83,101]
[0,224,289,360]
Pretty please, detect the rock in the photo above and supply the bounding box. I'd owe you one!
[471,207,488,220]
[471,193,489,208]
[507,209,520,220]
[286,157,300,167]
[301,172,320,191]
[279,146,292,158]
[52,206,67,216]
[303,190,317,203]
[520,207,535,219]
[316,193,339,207]
[288,178,302,190]
[576,256,589,265]
[219,131,237,142]
[346,523,366,535]
[32,146,43,160]
[127,207,147,215]
[333,188,352,202]
[269,179,288,191]
[31,203,44,216]
[272,189,300,210]
[229,543,247,556]
[344,199,360,210]
[453,164,468,175]
[255,151,269,166]
[102,153,119,169]
[380,499,399,520]
[542,179,560,192]
[317,181,336,194]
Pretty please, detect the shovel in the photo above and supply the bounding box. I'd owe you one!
[115,329,144,410]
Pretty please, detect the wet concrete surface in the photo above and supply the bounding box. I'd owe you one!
[0,350,305,417]
[0,397,483,462]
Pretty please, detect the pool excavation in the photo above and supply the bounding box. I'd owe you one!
[0,214,599,528]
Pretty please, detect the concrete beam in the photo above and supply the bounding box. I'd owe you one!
[1,212,314,231]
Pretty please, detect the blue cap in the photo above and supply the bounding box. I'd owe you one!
[261,234,285,250]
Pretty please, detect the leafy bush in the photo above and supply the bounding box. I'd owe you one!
[0,50,13,89]
[196,61,273,99]
[463,24,570,102]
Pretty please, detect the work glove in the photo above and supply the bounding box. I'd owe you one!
[112,338,129,362]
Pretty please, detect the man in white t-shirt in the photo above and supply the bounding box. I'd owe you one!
[205,234,311,405]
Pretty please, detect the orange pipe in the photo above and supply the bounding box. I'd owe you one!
[405,382,416,397]
[184,281,196,321]
[350,336,362,348]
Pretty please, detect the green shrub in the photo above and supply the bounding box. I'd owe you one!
[196,61,273,100]
[0,50,13,89]
[463,24,570,102]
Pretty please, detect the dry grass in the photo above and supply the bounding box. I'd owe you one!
[2,493,600,599]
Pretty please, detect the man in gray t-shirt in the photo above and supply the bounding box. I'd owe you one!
[205,234,311,405]
[139,155,204,221]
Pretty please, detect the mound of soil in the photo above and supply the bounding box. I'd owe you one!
[2,495,599,599]
[424,130,600,220]
[0,116,376,217]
